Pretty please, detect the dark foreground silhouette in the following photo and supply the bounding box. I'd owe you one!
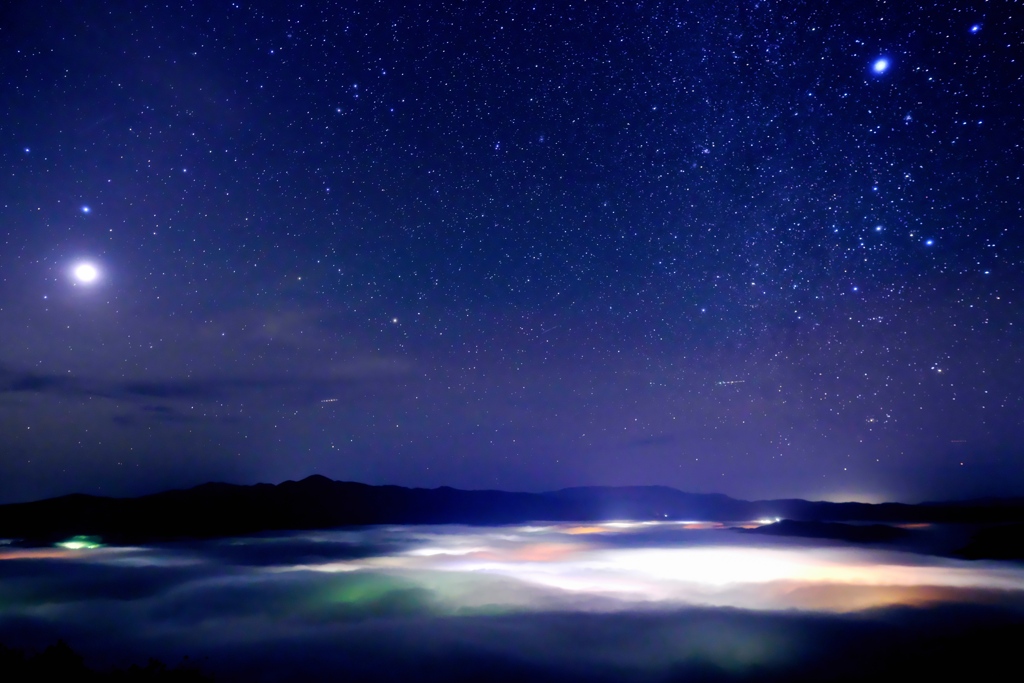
[5,611,1024,683]
[0,640,211,682]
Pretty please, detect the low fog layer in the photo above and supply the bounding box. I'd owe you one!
[2,523,1024,681]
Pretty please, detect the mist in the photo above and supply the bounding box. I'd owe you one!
[3,523,1024,681]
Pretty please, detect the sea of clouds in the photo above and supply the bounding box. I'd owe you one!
[3,523,1024,681]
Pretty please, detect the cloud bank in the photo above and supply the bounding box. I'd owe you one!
[3,525,1024,681]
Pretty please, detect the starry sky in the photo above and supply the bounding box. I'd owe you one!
[1,1,1021,504]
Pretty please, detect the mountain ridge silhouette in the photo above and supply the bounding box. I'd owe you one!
[2,475,1024,544]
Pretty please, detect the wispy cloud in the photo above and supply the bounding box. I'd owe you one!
[0,361,412,407]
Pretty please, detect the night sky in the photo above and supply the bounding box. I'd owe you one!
[1,1,1021,504]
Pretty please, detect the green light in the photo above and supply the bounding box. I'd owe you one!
[327,575,411,605]
[56,535,104,550]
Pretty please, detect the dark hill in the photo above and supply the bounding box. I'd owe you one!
[2,476,1024,544]
[743,519,913,544]
[957,524,1024,560]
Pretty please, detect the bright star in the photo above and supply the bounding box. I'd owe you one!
[73,263,99,283]
[970,24,981,34]
[81,205,91,214]
[872,58,889,74]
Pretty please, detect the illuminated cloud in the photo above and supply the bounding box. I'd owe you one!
[3,525,1024,681]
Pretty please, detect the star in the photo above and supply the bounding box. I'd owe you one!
[73,262,99,283]
[872,58,889,74]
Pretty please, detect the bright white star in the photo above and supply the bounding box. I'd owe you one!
[73,263,99,283]
[872,58,889,74]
